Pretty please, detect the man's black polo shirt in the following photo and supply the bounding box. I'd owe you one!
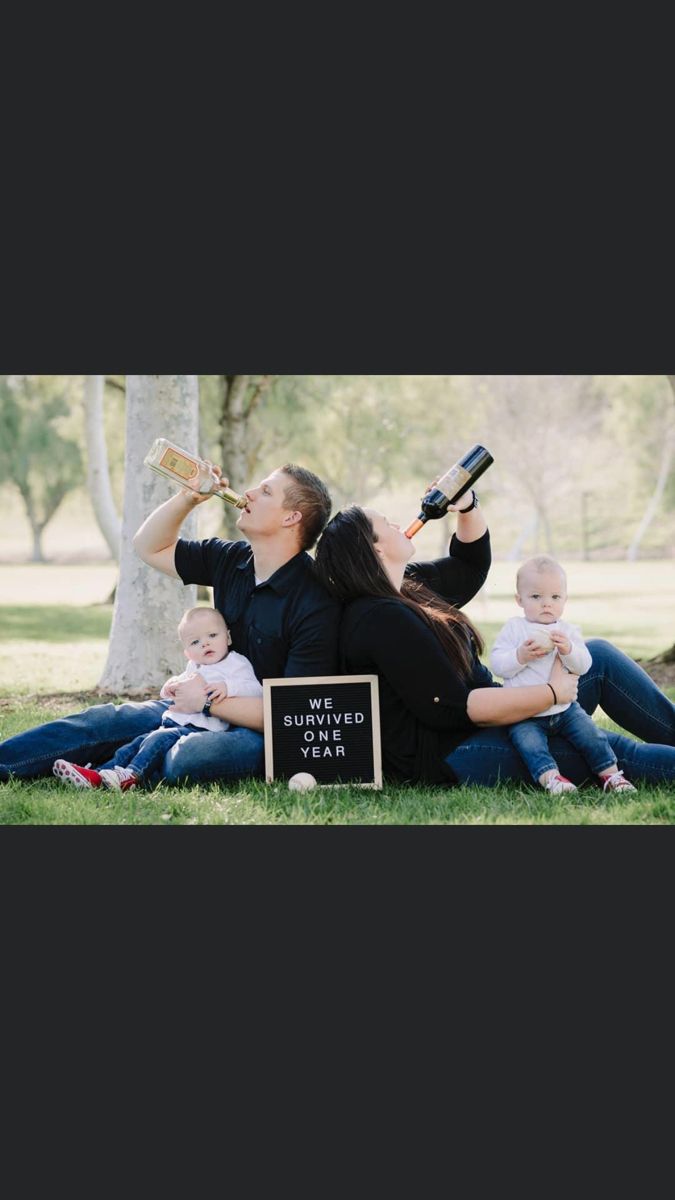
[175,538,341,682]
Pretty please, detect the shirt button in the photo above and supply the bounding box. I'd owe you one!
[434,697,440,704]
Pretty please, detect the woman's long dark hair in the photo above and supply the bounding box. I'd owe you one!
[314,506,484,681]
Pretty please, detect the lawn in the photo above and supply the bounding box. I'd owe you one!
[1,560,674,824]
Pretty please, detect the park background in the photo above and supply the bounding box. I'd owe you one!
[1,374,674,824]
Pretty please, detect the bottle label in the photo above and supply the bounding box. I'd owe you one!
[436,464,471,499]
[159,448,199,483]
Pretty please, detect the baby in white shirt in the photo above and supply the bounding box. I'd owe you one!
[53,608,262,792]
[490,556,635,797]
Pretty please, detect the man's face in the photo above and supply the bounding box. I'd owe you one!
[182,617,231,665]
[517,570,567,624]
[237,470,300,538]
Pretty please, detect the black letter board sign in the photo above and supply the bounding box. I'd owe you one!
[264,675,382,789]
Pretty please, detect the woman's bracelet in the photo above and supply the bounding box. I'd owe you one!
[548,683,558,705]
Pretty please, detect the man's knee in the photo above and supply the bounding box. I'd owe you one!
[163,729,265,784]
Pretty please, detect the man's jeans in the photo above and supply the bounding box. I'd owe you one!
[445,640,675,788]
[508,701,617,784]
[0,698,264,785]
[3,640,675,788]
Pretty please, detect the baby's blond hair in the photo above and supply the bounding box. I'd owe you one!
[177,607,228,643]
[516,556,567,594]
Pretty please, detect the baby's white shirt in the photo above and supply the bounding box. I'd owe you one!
[489,617,593,717]
[160,651,263,732]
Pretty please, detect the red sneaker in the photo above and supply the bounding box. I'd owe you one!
[53,760,104,789]
[601,770,637,794]
[542,773,578,795]
[99,767,138,792]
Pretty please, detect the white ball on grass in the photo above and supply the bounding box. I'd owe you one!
[288,773,318,792]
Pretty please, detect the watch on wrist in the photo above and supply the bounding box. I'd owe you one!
[202,699,212,717]
[458,490,479,513]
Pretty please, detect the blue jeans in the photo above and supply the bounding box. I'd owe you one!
[508,702,617,784]
[0,698,264,785]
[101,719,208,783]
[445,640,675,788]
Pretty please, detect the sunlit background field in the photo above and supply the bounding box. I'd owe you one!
[1,555,672,699]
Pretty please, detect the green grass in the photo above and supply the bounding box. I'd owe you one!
[1,560,674,824]
[2,693,674,825]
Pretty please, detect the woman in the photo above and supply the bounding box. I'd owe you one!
[313,494,675,789]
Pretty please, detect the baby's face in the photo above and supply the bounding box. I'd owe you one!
[517,570,567,625]
[182,618,231,665]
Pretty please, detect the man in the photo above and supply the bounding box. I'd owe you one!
[0,464,341,785]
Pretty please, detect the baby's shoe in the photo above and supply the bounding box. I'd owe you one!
[99,767,138,792]
[542,773,578,795]
[53,760,103,789]
[601,770,637,794]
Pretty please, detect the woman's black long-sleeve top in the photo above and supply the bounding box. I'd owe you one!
[339,530,497,784]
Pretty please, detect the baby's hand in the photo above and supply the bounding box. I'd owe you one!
[206,684,229,704]
[550,632,572,656]
[517,640,552,664]
[160,678,180,700]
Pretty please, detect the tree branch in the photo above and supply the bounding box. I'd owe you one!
[245,374,277,418]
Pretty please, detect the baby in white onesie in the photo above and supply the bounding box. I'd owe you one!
[489,556,635,797]
[53,608,262,792]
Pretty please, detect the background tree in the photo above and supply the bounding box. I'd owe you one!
[84,374,121,560]
[626,376,675,560]
[0,374,83,562]
[98,375,199,694]
[198,375,279,537]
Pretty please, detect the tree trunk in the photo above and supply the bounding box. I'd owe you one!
[647,375,675,661]
[626,384,675,561]
[84,374,121,560]
[219,375,252,538]
[98,375,199,695]
[30,523,45,563]
[218,374,278,537]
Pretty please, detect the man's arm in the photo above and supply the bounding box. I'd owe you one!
[133,491,208,578]
[170,673,265,733]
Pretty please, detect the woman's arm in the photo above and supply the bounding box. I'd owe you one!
[467,659,579,726]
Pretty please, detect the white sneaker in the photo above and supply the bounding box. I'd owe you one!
[542,773,578,795]
[602,770,637,794]
[99,767,138,792]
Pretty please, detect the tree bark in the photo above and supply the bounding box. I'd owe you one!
[218,374,278,537]
[627,380,675,561]
[98,376,199,695]
[84,374,121,560]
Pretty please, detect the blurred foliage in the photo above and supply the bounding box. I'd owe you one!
[1,375,674,562]
[0,375,84,560]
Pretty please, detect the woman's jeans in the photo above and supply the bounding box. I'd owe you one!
[508,701,617,783]
[2,639,674,788]
[445,640,675,787]
[0,698,264,785]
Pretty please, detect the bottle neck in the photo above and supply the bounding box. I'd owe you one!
[404,515,427,540]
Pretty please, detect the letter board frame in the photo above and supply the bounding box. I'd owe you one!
[263,675,382,789]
